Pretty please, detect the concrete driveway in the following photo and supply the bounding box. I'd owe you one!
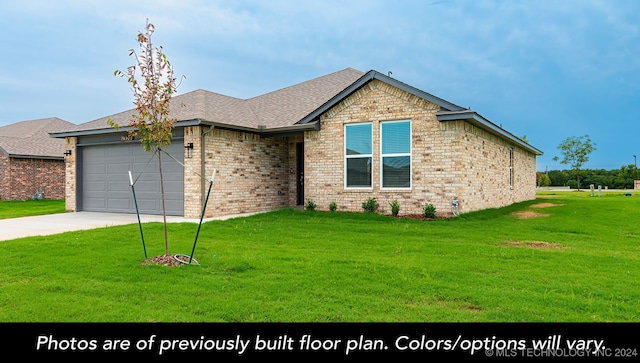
[0,211,257,242]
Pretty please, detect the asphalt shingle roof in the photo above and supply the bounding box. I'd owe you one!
[64,67,366,133]
[0,117,75,158]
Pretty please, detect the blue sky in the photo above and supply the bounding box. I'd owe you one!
[1,0,638,171]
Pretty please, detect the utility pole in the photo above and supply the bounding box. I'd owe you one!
[634,155,638,182]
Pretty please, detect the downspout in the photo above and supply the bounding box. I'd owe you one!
[200,124,215,208]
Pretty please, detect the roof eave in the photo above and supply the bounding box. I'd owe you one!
[50,119,320,139]
[199,120,320,136]
[6,154,64,160]
[436,110,543,156]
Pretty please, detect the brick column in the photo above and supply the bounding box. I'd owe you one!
[64,137,77,212]
[183,126,203,219]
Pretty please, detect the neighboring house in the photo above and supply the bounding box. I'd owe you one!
[0,117,75,200]
[51,68,543,218]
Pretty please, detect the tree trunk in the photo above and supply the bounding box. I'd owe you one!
[157,149,169,255]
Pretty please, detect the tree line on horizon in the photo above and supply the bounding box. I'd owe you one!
[537,165,639,189]
[535,134,637,190]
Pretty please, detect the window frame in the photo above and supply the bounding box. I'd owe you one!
[509,146,514,189]
[380,120,412,190]
[344,122,373,189]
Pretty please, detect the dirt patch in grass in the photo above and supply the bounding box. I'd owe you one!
[530,203,564,208]
[503,241,565,249]
[511,211,550,219]
[141,254,184,267]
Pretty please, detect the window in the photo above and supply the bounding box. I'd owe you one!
[509,147,514,188]
[381,121,411,189]
[345,123,372,188]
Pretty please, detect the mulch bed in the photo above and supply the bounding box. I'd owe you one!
[141,254,185,267]
[401,214,443,221]
[388,214,452,221]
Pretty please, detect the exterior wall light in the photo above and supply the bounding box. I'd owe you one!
[185,142,194,158]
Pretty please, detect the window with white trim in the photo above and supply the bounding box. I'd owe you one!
[509,147,514,188]
[345,123,372,188]
[381,120,411,189]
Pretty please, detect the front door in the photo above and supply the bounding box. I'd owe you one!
[296,142,304,206]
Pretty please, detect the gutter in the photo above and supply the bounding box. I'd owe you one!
[5,154,64,161]
[200,124,215,208]
[49,119,320,139]
[436,110,543,156]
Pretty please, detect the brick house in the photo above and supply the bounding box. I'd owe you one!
[51,68,542,218]
[0,117,75,200]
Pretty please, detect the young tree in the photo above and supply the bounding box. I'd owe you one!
[109,20,183,256]
[552,135,596,190]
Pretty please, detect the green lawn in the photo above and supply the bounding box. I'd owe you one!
[0,199,66,219]
[0,191,638,322]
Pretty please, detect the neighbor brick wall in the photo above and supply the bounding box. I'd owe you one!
[190,128,291,219]
[303,79,537,216]
[0,154,9,200]
[0,154,65,200]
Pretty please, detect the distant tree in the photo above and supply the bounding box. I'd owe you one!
[552,135,596,190]
[536,172,551,187]
[547,169,570,186]
[109,20,184,256]
[617,164,636,189]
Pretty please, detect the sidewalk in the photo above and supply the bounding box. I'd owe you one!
[0,211,260,242]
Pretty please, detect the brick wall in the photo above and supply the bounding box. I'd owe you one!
[183,126,203,219]
[303,79,537,216]
[455,121,537,212]
[188,127,292,219]
[0,153,65,200]
[0,154,9,199]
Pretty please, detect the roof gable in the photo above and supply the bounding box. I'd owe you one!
[296,70,466,125]
[297,70,542,156]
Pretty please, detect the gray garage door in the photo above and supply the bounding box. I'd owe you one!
[81,142,184,215]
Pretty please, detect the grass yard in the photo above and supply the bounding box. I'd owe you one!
[0,191,638,322]
[0,199,66,219]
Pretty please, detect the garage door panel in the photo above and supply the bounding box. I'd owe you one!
[163,180,183,189]
[107,146,133,157]
[107,197,131,210]
[136,199,158,211]
[108,163,131,174]
[108,181,130,192]
[83,147,107,158]
[84,181,107,192]
[83,197,107,209]
[82,142,184,215]
[135,181,160,192]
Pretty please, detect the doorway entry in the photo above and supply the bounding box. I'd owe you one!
[296,142,304,206]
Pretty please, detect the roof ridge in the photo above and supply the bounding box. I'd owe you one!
[247,67,364,101]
